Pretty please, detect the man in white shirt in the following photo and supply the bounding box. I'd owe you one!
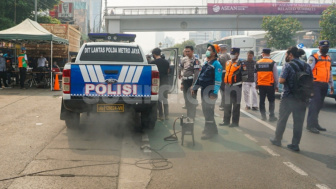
[37,54,48,83]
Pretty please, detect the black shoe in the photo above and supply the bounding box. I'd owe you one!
[229,123,239,127]
[219,122,230,126]
[287,144,300,152]
[252,107,259,111]
[307,127,320,134]
[269,137,281,146]
[316,125,327,131]
[269,116,278,122]
[182,106,187,109]
[261,115,267,121]
[245,106,251,110]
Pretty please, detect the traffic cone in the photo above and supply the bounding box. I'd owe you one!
[54,74,60,91]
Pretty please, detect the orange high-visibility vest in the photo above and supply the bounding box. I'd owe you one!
[18,53,27,68]
[256,58,275,86]
[224,60,241,84]
[312,53,331,83]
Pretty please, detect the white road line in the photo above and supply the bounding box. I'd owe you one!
[283,162,308,176]
[235,128,242,132]
[261,146,280,156]
[244,134,258,143]
[240,109,276,131]
[316,184,331,189]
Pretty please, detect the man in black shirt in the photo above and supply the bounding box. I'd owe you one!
[151,48,170,120]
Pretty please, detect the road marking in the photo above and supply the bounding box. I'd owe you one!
[283,162,308,176]
[36,123,43,126]
[235,128,242,132]
[316,184,331,189]
[244,134,258,143]
[261,146,280,156]
[240,109,276,131]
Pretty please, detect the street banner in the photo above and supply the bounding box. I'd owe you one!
[207,3,330,15]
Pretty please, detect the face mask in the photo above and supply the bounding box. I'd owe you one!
[321,48,329,54]
[206,50,211,57]
[230,55,237,59]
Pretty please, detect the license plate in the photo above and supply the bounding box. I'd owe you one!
[97,104,124,112]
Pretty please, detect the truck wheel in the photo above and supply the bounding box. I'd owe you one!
[141,103,157,130]
[65,112,80,129]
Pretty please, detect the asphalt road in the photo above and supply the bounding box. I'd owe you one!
[0,88,335,189]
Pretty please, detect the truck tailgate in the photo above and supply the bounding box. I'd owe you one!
[70,64,152,97]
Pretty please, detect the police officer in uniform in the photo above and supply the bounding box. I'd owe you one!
[178,46,201,119]
[255,48,279,121]
[306,40,334,134]
[219,48,246,127]
[192,44,222,139]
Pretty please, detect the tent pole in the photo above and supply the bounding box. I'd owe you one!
[51,41,53,91]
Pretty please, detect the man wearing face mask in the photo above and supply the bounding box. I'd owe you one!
[306,40,334,134]
[220,48,243,127]
[192,44,222,140]
[255,48,279,122]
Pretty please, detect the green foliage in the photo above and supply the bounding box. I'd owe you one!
[0,0,60,30]
[261,15,302,50]
[172,40,196,55]
[37,15,61,24]
[319,4,336,47]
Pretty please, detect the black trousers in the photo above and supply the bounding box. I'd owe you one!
[259,86,275,117]
[182,79,197,119]
[158,85,169,118]
[0,71,7,87]
[220,73,225,107]
[223,85,242,124]
[307,82,328,128]
[19,67,26,88]
[201,88,218,133]
[275,96,307,145]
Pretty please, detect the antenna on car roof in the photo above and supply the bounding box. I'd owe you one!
[88,33,136,43]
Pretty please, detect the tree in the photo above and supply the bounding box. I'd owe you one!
[261,15,302,50]
[319,4,336,47]
[0,0,60,30]
[172,40,196,55]
[37,15,61,24]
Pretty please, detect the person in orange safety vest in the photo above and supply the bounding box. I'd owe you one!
[255,48,279,122]
[306,40,334,134]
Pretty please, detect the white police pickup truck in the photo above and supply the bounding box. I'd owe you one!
[60,33,180,130]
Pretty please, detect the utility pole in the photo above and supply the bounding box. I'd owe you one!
[14,0,16,24]
[35,0,37,21]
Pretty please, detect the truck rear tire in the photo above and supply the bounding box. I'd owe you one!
[65,112,80,129]
[141,103,157,130]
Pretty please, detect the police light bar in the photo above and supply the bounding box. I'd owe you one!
[88,33,136,42]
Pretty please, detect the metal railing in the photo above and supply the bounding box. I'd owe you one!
[105,6,208,16]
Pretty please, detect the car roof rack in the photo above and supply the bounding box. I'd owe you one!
[88,33,136,42]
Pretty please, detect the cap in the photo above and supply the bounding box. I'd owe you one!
[207,44,220,54]
[21,47,26,51]
[230,47,240,55]
[262,48,271,54]
[319,40,329,47]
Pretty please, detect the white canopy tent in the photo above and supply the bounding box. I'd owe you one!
[0,18,69,90]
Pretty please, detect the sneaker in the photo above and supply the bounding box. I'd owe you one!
[5,86,11,88]
[269,137,281,146]
[307,127,320,134]
[201,132,217,140]
[252,107,259,111]
[316,125,327,131]
[269,116,278,122]
[219,107,224,111]
[219,122,230,126]
[245,106,250,110]
[287,144,300,152]
[182,106,187,109]
[261,115,267,121]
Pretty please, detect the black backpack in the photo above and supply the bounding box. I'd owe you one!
[288,60,313,102]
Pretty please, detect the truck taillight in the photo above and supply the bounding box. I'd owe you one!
[63,69,71,94]
[151,71,160,95]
